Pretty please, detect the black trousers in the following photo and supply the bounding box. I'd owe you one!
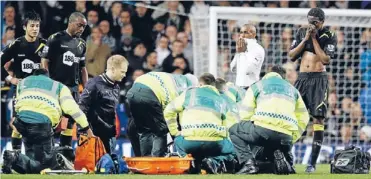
[229,121,292,165]
[12,118,57,174]
[126,83,168,157]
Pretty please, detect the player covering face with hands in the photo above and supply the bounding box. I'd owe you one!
[230,24,265,89]
[288,8,337,173]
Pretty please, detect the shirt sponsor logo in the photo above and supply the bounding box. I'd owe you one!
[61,45,69,48]
[17,54,25,57]
[62,51,78,66]
[21,59,40,73]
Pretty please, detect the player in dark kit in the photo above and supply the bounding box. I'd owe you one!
[1,11,47,151]
[41,12,88,151]
[288,8,337,173]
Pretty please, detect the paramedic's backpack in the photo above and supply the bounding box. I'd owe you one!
[74,135,106,172]
[331,146,370,174]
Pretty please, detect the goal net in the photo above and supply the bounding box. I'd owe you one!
[190,7,371,164]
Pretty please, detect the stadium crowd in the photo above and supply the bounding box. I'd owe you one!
[1,0,371,147]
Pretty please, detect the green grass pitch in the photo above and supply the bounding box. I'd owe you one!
[1,165,370,179]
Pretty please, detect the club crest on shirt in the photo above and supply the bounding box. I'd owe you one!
[327,44,335,52]
[291,40,296,48]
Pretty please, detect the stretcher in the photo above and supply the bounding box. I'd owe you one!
[123,153,194,175]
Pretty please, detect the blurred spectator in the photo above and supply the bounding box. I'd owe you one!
[152,20,166,47]
[132,2,154,50]
[165,25,178,44]
[183,19,192,43]
[116,24,140,57]
[337,68,362,101]
[177,31,193,70]
[279,1,289,8]
[108,1,122,32]
[151,1,185,20]
[2,27,15,48]
[155,35,171,66]
[267,1,279,8]
[328,74,336,92]
[87,10,99,28]
[112,9,131,38]
[360,126,371,144]
[326,90,341,139]
[143,51,161,73]
[190,0,209,16]
[341,97,353,114]
[127,42,147,78]
[171,56,191,74]
[331,0,349,9]
[360,28,371,51]
[282,62,298,85]
[360,42,371,87]
[74,0,88,40]
[345,102,366,144]
[87,0,106,21]
[340,124,352,144]
[75,0,87,15]
[121,69,145,97]
[119,9,131,27]
[99,20,116,52]
[2,4,22,40]
[85,27,111,77]
[43,1,69,37]
[162,40,189,73]
[359,87,371,124]
[157,1,186,31]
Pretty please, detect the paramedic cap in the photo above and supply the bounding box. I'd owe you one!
[184,73,199,87]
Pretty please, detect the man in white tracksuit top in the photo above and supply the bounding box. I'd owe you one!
[230,24,265,89]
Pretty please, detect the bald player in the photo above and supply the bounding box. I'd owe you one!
[288,8,337,173]
[230,24,265,90]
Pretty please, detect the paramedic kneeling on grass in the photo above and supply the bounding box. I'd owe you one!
[164,73,238,174]
[126,72,198,157]
[2,69,94,174]
[229,65,309,175]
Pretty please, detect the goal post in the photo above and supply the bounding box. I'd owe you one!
[191,7,371,164]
